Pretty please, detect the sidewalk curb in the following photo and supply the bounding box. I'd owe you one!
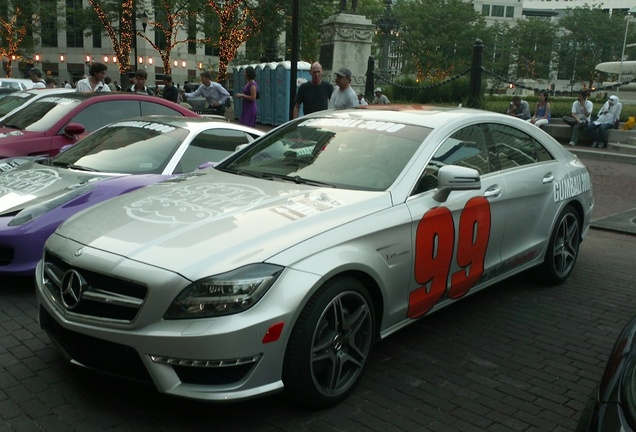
[567,147,636,165]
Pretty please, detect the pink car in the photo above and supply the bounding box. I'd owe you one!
[0,91,200,158]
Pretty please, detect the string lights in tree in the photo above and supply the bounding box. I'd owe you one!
[87,0,134,76]
[0,7,29,78]
[136,0,212,75]
[207,0,259,82]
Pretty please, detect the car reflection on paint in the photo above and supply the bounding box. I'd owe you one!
[37,105,594,408]
[0,116,263,275]
[577,316,636,431]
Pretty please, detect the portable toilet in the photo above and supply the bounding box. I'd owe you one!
[273,61,313,126]
[295,61,312,117]
[232,65,245,121]
[261,62,277,125]
[255,63,267,124]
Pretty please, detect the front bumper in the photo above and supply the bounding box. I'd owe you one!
[35,238,321,402]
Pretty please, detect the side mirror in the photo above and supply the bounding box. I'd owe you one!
[63,123,85,138]
[433,165,481,202]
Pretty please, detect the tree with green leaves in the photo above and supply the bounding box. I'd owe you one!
[137,0,210,76]
[558,7,628,89]
[393,0,486,81]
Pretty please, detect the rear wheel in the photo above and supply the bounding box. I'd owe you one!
[540,205,581,284]
[283,276,375,408]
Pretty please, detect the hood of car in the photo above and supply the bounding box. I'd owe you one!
[0,162,115,216]
[0,127,41,140]
[55,170,391,279]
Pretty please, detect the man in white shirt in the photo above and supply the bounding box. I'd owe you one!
[75,62,111,93]
[329,67,357,109]
[183,71,230,116]
[372,87,390,105]
[29,68,46,89]
[563,91,593,146]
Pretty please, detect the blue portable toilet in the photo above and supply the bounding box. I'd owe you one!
[273,61,313,126]
[255,63,267,124]
[262,62,277,125]
[232,65,245,121]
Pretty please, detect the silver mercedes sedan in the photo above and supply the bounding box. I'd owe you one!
[36,105,593,408]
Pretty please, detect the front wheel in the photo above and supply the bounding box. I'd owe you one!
[540,205,581,284]
[283,277,375,409]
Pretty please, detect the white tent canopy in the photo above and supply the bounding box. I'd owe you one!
[596,61,636,75]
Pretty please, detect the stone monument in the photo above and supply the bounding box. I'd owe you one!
[319,13,374,94]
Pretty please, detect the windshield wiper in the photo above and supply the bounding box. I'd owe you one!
[217,167,263,178]
[263,173,336,188]
[2,124,23,130]
[50,161,98,172]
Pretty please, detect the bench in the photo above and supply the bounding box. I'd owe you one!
[540,119,636,154]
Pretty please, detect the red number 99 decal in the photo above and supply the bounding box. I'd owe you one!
[408,197,491,319]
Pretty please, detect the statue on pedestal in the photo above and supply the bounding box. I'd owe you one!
[339,0,357,13]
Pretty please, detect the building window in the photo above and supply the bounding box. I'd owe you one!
[482,4,490,16]
[153,0,167,50]
[492,5,505,17]
[506,6,514,18]
[40,0,58,47]
[188,14,196,54]
[66,0,83,48]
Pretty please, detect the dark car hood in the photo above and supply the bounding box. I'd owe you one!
[0,161,118,215]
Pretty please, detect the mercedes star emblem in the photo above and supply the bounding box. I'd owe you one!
[60,270,86,310]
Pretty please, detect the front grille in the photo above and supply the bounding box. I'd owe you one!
[42,251,148,323]
[0,244,14,266]
[40,306,152,383]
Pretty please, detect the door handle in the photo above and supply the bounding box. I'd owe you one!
[484,185,501,198]
[543,173,555,184]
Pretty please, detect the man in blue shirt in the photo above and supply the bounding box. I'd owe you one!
[183,71,230,116]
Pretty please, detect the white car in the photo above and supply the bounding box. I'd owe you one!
[0,78,35,91]
[36,105,594,408]
[0,88,75,121]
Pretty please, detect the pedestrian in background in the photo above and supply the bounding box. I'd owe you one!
[293,62,333,118]
[372,87,390,104]
[528,91,551,127]
[563,91,593,147]
[506,95,530,120]
[329,67,357,109]
[76,62,111,92]
[588,95,622,149]
[358,93,369,105]
[126,70,155,95]
[105,76,117,91]
[236,66,258,127]
[29,68,46,89]
[162,74,179,103]
[182,71,230,117]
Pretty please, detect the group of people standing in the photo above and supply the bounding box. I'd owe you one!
[292,62,390,118]
[507,90,622,149]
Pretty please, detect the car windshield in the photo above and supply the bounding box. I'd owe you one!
[51,120,189,174]
[220,116,431,191]
[0,92,35,118]
[0,96,82,131]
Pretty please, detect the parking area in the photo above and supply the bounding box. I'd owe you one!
[1,155,635,432]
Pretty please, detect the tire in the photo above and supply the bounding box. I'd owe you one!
[540,205,581,284]
[282,276,375,409]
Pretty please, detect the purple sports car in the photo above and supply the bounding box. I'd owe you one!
[0,116,263,276]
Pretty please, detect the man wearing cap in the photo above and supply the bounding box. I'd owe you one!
[372,87,390,105]
[29,68,46,89]
[293,62,334,118]
[587,95,622,148]
[329,67,357,109]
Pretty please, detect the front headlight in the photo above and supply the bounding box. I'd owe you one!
[164,263,283,319]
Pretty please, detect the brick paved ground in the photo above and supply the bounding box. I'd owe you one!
[0,152,635,432]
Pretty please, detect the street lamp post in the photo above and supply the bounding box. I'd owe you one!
[376,0,398,77]
[617,6,636,94]
[132,9,149,73]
